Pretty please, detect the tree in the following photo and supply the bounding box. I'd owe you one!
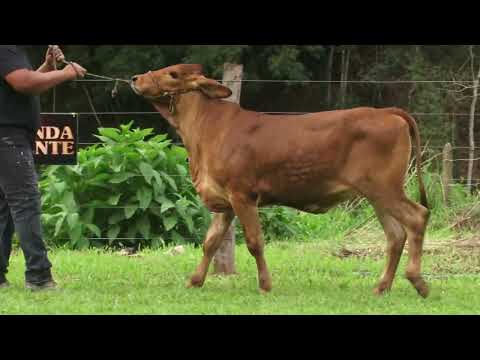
[326,45,335,106]
[339,45,351,107]
[447,45,480,191]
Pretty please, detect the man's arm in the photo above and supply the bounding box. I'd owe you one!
[4,64,86,95]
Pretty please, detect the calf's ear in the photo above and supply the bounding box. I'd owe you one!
[194,76,233,99]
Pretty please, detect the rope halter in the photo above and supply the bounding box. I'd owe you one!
[147,71,190,115]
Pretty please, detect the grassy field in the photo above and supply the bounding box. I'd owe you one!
[10,147,477,314]
[2,235,480,315]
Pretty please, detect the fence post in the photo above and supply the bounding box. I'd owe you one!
[213,63,243,275]
[442,142,453,205]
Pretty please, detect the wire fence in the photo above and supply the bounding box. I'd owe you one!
[73,79,480,84]
[41,111,480,116]
[50,110,480,152]
[40,89,480,206]
[38,78,480,266]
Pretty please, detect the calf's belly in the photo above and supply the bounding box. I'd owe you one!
[257,180,358,213]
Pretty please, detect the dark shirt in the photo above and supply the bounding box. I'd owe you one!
[0,45,41,134]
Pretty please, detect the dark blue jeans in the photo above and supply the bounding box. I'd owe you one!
[0,127,52,284]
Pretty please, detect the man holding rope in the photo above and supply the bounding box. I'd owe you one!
[0,45,86,290]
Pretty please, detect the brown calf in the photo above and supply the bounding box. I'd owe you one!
[131,64,430,297]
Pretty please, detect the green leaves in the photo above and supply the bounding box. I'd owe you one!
[161,173,178,191]
[268,45,309,81]
[151,236,165,249]
[109,172,136,184]
[257,207,298,241]
[86,224,101,238]
[40,124,210,250]
[139,162,155,185]
[163,216,178,231]
[124,205,138,220]
[67,213,79,229]
[54,215,66,237]
[160,199,175,213]
[108,194,122,206]
[109,211,125,225]
[136,187,153,210]
[108,225,121,241]
[137,215,151,239]
[97,127,121,141]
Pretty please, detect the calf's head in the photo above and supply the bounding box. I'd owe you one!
[130,64,232,102]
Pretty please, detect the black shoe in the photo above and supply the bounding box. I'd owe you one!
[25,279,58,291]
[0,274,9,288]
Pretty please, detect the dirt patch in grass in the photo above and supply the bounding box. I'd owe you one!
[332,246,385,260]
[333,233,480,275]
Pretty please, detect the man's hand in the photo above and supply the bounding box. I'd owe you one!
[45,45,65,68]
[62,62,87,80]
[37,45,66,73]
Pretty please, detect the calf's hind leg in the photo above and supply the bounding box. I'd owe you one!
[230,196,272,292]
[372,206,407,296]
[373,195,430,298]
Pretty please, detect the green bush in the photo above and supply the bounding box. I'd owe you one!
[40,122,211,249]
[256,207,300,242]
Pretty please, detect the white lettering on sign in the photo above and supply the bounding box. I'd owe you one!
[35,126,75,156]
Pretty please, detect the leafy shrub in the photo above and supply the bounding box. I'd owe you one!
[40,122,211,249]
[235,206,302,243]
[257,207,300,242]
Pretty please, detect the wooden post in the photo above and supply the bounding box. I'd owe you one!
[442,142,453,205]
[213,63,243,275]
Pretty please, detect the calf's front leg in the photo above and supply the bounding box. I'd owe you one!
[188,211,235,288]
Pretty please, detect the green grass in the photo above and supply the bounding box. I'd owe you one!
[2,240,480,315]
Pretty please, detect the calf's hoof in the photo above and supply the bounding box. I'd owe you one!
[187,274,204,289]
[259,278,272,293]
[406,274,430,298]
[414,281,430,298]
[373,282,391,296]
